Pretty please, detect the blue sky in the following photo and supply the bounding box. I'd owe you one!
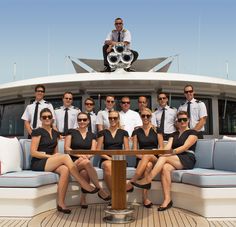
[0,0,235,84]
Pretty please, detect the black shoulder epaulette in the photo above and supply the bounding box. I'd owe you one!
[181,102,185,105]
[55,106,61,110]
[44,101,51,104]
[170,106,176,110]
[195,100,201,103]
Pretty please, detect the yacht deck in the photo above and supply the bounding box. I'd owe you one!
[1,203,236,227]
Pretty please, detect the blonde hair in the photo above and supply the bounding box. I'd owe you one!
[109,110,122,129]
[140,108,157,133]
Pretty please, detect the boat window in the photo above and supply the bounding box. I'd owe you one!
[219,99,236,135]
[0,102,24,137]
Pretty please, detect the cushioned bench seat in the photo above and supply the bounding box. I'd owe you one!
[0,170,58,187]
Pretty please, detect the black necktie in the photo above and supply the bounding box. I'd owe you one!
[64,108,68,135]
[32,102,39,129]
[88,112,92,132]
[187,102,191,127]
[160,108,165,133]
[118,32,121,42]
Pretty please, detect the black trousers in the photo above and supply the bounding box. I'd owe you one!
[102,44,138,67]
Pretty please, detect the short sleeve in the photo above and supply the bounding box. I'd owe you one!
[122,129,129,138]
[92,133,97,140]
[97,130,105,138]
[131,129,138,137]
[31,128,43,137]
[67,129,75,136]
[169,131,177,138]
[189,129,198,137]
[156,127,163,134]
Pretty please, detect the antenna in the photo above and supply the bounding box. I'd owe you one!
[13,62,16,81]
[226,61,229,79]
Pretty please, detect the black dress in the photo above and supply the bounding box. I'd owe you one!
[97,128,129,167]
[171,129,198,169]
[31,128,60,171]
[67,129,96,161]
[132,127,162,167]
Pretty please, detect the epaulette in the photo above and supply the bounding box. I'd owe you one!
[181,102,185,105]
[44,101,51,104]
[123,29,127,32]
[112,29,116,32]
[196,100,201,103]
[55,107,61,110]
[170,106,176,110]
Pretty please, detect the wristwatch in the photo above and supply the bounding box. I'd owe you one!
[172,149,177,155]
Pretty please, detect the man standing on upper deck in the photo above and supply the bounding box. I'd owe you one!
[21,84,56,138]
[101,17,138,72]
[178,85,207,139]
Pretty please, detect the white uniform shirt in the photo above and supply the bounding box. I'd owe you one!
[152,105,177,134]
[96,108,113,130]
[86,111,97,134]
[178,98,207,131]
[119,109,142,137]
[106,29,131,49]
[21,99,55,129]
[55,106,80,133]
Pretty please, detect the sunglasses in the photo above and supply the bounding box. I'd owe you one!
[106,100,115,103]
[85,102,94,106]
[138,101,146,104]
[41,115,52,120]
[115,23,123,25]
[64,97,72,100]
[184,90,193,94]
[108,117,118,121]
[121,101,130,104]
[158,97,167,101]
[177,118,188,122]
[36,90,45,93]
[141,114,151,119]
[78,118,88,122]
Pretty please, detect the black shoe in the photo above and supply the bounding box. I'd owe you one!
[81,187,99,194]
[157,201,173,211]
[57,205,71,214]
[143,202,153,208]
[100,66,111,72]
[81,204,88,209]
[126,186,134,193]
[131,181,151,190]
[98,192,111,201]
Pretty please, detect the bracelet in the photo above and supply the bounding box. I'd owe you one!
[172,149,177,155]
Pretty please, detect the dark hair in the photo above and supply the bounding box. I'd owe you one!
[63,91,73,98]
[158,92,168,99]
[184,84,194,91]
[35,84,45,92]
[138,96,147,102]
[106,95,115,100]
[40,108,52,118]
[84,97,95,105]
[177,111,189,118]
[121,96,130,101]
[77,112,89,119]
[115,17,123,22]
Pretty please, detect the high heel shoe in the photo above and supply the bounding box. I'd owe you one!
[81,187,99,194]
[143,202,153,208]
[81,204,88,209]
[131,181,151,190]
[126,186,134,193]
[157,200,173,211]
[98,192,111,201]
[57,205,71,214]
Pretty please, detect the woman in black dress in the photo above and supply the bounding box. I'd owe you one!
[132,111,198,211]
[30,108,98,214]
[96,110,130,193]
[127,108,164,208]
[64,112,110,208]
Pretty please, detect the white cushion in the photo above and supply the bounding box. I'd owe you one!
[0,137,22,175]
[222,136,236,140]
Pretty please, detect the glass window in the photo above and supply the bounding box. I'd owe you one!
[219,99,236,135]
[0,102,25,137]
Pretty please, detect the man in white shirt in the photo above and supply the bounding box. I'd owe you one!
[21,84,55,137]
[178,85,208,138]
[96,95,116,132]
[119,96,142,137]
[55,92,80,137]
[101,17,138,72]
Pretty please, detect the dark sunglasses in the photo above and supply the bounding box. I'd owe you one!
[138,101,146,104]
[64,97,72,100]
[78,118,88,122]
[177,118,188,122]
[184,90,193,94]
[85,102,94,106]
[158,97,167,101]
[41,115,52,120]
[106,100,114,103]
[115,23,123,25]
[141,114,151,119]
[36,90,45,93]
[121,101,130,104]
[108,117,118,121]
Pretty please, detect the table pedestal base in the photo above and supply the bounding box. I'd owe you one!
[103,207,135,224]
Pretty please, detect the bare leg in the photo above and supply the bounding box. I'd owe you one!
[102,160,112,193]
[136,155,183,185]
[45,154,96,192]
[143,162,153,206]
[160,163,175,207]
[79,169,89,207]
[55,165,70,209]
